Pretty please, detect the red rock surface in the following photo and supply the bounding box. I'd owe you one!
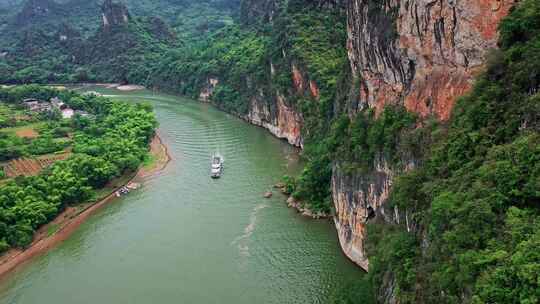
[347,0,515,120]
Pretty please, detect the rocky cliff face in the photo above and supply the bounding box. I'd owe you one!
[202,0,324,148]
[333,0,515,271]
[245,90,304,147]
[332,157,416,271]
[200,73,305,147]
[101,0,130,29]
[346,0,515,120]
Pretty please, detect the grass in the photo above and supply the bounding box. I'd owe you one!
[46,224,60,237]
[142,153,156,169]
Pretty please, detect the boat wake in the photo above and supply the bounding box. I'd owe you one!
[231,204,268,257]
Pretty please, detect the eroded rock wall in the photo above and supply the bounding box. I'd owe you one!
[203,68,305,147]
[332,157,417,271]
[101,0,130,29]
[246,92,304,147]
[346,0,515,120]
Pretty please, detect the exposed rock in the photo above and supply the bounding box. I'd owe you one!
[245,91,304,147]
[264,191,273,198]
[101,0,130,29]
[332,157,395,270]
[274,182,286,189]
[346,0,516,120]
[287,196,330,219]
[199,78,219,102]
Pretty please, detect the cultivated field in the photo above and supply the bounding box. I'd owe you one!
[2,153,71,178]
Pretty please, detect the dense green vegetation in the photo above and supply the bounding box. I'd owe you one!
[363,1,540,302]
[149,0,347,118]
[0,0,238,84]
[0,85,157,252]
[0,14,175,84]
[149,24,268,114]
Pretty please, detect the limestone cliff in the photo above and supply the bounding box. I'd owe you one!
[332,157,418,271]
[245,90,304,147]
[101,0,130,29]
[200,71,305,147]
[194,0,515,276]
[333,0,516,272]
[346,0,515,120]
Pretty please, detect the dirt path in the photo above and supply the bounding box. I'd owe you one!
[0,134,171,279]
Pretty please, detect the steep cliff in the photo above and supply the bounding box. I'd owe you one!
[346,0,515,120]
[245,91,305,147]
[101,0,130,29]
[332,0,516,273]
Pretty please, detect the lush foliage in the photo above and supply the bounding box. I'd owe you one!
[0,0,239,85]
[0,86,157,251]
[365,1,540,302]
[149,24,268,114]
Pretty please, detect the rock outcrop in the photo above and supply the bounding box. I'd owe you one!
[332,157,417,271]
[346,0,515,120]
[246,92,304,147]
[199,78,220,102]
[101,0,130,29]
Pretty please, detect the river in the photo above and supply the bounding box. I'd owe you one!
[0,88,364,303]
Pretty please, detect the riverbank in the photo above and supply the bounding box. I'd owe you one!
[0,134,170,279]
[67,83,146,92]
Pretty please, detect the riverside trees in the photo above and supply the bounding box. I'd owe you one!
[0,86,157,251]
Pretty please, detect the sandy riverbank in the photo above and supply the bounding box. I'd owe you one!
[68,83,146,92]
[0,134,171,279]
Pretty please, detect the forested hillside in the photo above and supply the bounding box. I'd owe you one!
[0,0,238,83]
[0,0,538,303]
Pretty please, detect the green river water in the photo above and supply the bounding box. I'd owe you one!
[0,88,363,303]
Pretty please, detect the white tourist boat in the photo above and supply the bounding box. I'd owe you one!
[211,154,224,179]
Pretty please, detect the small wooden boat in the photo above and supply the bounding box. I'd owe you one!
[115,186,130,197]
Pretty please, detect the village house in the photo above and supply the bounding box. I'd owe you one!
[61,108,75,119]
[51,97,75,119]
[23,97,79,119]
[23,99,53,113]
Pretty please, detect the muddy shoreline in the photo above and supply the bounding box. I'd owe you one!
[0,134,171,279]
